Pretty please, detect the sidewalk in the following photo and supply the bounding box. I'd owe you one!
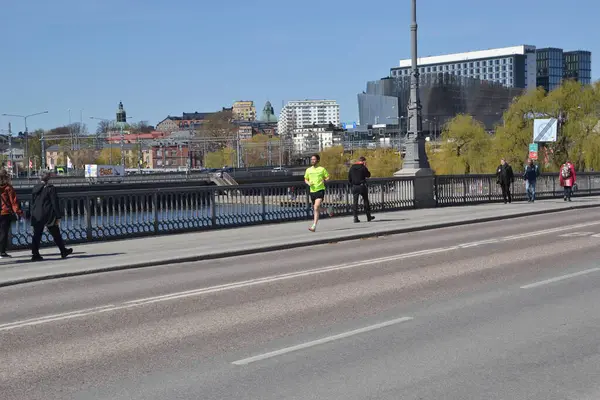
[2,197,600,287]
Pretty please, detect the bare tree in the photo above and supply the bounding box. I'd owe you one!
[196,110,238,151]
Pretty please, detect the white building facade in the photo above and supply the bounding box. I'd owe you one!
[278,100,340,137]
[391,45,537,89]
[291,126,342,155]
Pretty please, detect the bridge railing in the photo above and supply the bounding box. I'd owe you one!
[8,172,600,249]
[8,177,415,249]
[435,173,600,205]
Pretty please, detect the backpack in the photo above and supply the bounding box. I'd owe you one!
[561,164,571,179]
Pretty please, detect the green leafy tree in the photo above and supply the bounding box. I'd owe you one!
[428,114,492,174]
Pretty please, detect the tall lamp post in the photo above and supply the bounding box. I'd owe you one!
[90,116,113,162]
[395,0,430,175]
[2,111,49,176]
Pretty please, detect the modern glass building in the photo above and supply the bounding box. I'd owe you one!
[564,51,592,85]
[390,45,537,89]
[536,48,565,92]
[359,74,523,132]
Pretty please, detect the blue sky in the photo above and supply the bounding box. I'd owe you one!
[1,0,598,133]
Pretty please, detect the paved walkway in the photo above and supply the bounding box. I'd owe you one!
[2,197,600,287]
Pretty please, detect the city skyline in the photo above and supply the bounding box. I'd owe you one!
[1,0,598,132]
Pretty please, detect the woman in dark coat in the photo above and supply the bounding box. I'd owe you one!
[30,173,72,261]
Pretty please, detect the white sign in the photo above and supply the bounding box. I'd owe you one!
[372,124,387,128]
[533,118,558,142]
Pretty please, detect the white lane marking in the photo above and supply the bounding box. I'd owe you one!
[232,316,414,365]
[520,268,600,289]
[0,305,117,332]
[4,220,600,331]
[558,232,594,237]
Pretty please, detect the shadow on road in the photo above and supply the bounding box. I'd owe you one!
[8,252,126,264]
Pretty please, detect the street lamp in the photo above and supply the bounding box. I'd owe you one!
[396,0,430,174]
[2,111,49,177]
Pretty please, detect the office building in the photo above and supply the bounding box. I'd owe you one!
[278,100,340,137]
[535,48,565,92]
[563,50,592,85]
[536,48,592,92]
[391,45,537,89]
[359,74,523,132]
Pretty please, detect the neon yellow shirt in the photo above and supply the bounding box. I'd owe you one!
[304,166,329,192]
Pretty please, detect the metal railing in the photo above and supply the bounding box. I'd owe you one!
[435,173,600,206]
[8,178,415,249]
[9,172,600,250]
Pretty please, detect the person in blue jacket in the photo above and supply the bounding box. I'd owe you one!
[523,158,540,202]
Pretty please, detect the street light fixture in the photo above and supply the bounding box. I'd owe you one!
[396,0,430,174]
[2,111,49,177]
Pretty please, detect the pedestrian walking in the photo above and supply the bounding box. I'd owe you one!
[0,170,23,259]
[496,158,514,204]
[304,154,330,232]
[523,158,540,202]
[30,173,73,262]
[348,156,374,223]
[559,160,576,202]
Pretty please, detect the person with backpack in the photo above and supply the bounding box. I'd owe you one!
[559,161,576,202]
[30,173,73,261]
[496,158,514,204]
[0,170,23,258]
[523,158,540,203]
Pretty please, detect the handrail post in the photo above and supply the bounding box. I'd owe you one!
[210,189,217,227]
[85,195,93,241]
[260,187,266,221]
[152,192,159,234]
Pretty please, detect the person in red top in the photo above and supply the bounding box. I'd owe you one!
[0,170,23,258]
[559,161,576,202]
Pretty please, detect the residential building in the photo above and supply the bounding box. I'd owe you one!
[278,100,340,137]
[359,74,523,132]
[391,45,537,89]
[106,131,167,144]
[156,116,181,133]
[291,125,343,155]
[232,101,257,121]
[45,143,150,169]
[150,144,189,169]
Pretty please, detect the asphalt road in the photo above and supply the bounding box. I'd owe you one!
[3,209,600,399]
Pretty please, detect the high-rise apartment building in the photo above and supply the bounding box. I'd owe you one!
[278,100,340,137]
[391,45,537,89]
[232,101,257,121]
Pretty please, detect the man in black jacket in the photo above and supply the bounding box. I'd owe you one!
[496,158,515,204]
[348,156,375,223]
[30,173,73,261]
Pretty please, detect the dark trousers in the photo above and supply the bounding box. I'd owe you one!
[352,184,372,219]
[563,186,573,200]
[500,183,512,203]
[0,215,11,254]
[32,223,66,256]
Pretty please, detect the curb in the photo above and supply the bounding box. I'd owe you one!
[1,202,599,288]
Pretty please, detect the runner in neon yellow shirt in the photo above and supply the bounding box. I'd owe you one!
[304,154,330,232]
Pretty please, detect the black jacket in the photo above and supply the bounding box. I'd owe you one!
[496,164,514,185]
[348,163,371,185]
[30,183,63,226]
